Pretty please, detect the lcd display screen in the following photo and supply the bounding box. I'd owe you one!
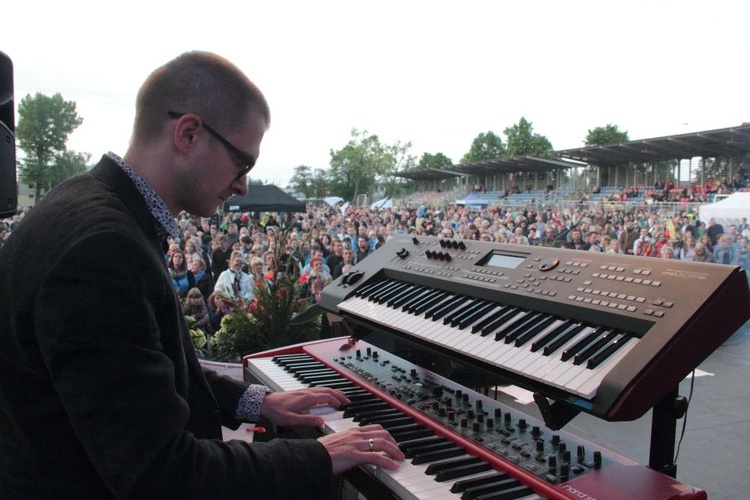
[485,253,526,269]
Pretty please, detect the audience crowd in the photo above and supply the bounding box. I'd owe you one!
[3,181,749,341]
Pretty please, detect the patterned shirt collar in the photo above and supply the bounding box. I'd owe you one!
[107,151,181,241]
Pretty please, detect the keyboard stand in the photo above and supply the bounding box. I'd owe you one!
[533,393,581,431]
[649,386,688,478]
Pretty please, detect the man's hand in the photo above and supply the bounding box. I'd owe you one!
[259,387,349,427]
[319,424,405,475]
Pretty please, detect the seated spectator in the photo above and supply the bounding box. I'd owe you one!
[168,250,195,300]
[214,250,255,303]
[207,291,236,334]
[713,235,738,265]
[190,257,214,299]
[693,243,716,263]
[183,287,210,333]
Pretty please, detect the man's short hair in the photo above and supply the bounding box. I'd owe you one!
[131,51,270,147]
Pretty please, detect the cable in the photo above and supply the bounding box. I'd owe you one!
[673,368,696,463]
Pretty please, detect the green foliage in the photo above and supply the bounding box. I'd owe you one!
[418,152,453,170]
[16,92,84,201]
[585,124,629,146]
[49,150,90,188]
[461,131,506,164]
[327,128,416,201]
[209,226,321,361]
[504,117,553,157]
[288,165,314,198]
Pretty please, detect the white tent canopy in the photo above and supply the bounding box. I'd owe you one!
[370,197,393,209]
[698,192,750,227]
[324,196,344,206]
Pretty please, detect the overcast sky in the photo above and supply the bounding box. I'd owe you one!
[3,1,748,187]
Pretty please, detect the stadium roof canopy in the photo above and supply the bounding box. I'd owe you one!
[395,156,581,181]
[557,124,750,167]
[395,124,750,181]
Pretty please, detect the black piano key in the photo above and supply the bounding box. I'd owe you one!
[494,310,533,341]
[476,484,535,500]
[451,299,495,328]
[502,312,544,343]
[309,380,352,389]
[342,401,389,418]
[436,460,493,482]
[389,427,434,442]
[426,455,482,475]
[369,280,404,303]
[545,323,589,357]
[412,446,465,465]
[573,329,619,366]
[409,290,449,314]
[354,278,387,298]
[403,439,456,459]
[472,305,512,333]
[351,407,401,422]
[374,281,411,304]
[458,302,498,330]
[444,298,481,326]
[451,472,510,493]
[560,326,607,361]
[480,307,519,337]
[425,294,467,320]
[401,437,450,457]
[390,285,429,308]
[514,315,557,347]
[387,284,420,307]
[531,320,577,353]
[586,333,631,369]
[461,478,522,500]
[363,416,414,429]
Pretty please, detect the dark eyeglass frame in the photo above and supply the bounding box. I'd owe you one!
[168,111,255,181]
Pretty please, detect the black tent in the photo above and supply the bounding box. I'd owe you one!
[222,185,306,213]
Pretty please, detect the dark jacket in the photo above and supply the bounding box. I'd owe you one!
[0,156,330,499]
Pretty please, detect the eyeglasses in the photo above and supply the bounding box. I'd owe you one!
[168,111,255,181]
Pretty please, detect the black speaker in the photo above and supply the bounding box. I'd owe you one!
[0,50,18,218]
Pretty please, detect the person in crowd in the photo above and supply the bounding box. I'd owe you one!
[582,231,602,252]
[0,51,402,498]
[698,233,714,254]
[679,232,697,261]
[211,233,232,279]
[248,255,267,284]
[326,237,344,273]
[183,238,201,266]
[706,218,725,247]
[634,227,655,256]
[736,237,749,271]
[693,242,717,263]
[619,221,639,255]
[660,245,677,259]
[214,250,256,303]
[190,257,214,299]
[183,287,210,333]
[167,250,195,300]
[334,247,355,279]
[207,290,237,334]
[355,236,372,263]
[714,234,738,265]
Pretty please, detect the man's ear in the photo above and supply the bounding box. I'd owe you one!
[173,114,202,154]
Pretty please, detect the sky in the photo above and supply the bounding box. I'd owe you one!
[3,1,748,187]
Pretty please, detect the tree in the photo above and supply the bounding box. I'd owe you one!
[310,169,329,199]
[49,150,90,188]
[461,131,505,164]
[288,165,314,198]
[16,92,84,201]
[417,152,453,170]
[585,124,629,146]
[504,117,553,157]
